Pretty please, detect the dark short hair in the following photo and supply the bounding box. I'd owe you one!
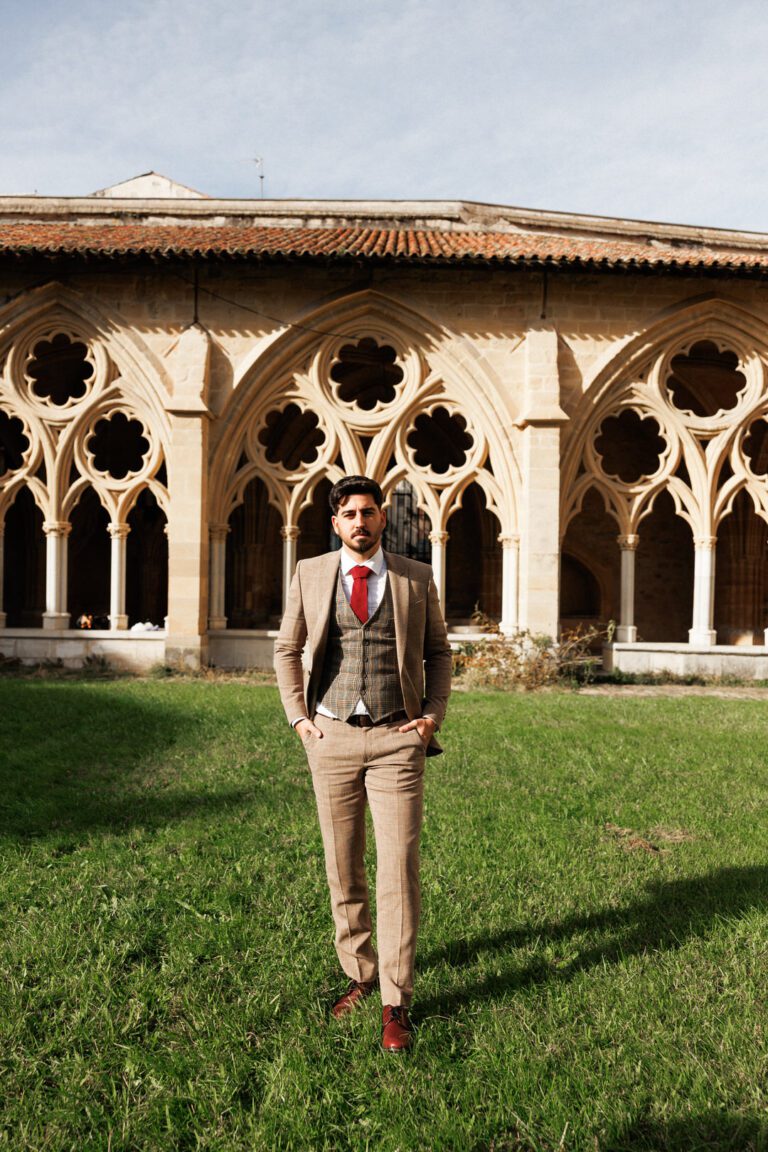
[328,475,383,515]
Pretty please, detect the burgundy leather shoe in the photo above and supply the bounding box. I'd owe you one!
[381,1005,413,1051]
[330,979,377,1019]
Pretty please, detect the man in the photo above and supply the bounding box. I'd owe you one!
[274,475,452,1052]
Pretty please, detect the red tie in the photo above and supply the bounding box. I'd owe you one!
[349,565,371,623]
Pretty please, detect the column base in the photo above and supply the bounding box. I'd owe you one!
[165,634,209,670]
[109,615,129,631]
[688,628,717,646]
[615,625,637,643]
[499,621,519,636]
[208,616,228,630]
[43,613,70,630]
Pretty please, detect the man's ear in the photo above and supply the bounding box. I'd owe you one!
[331,515,340,537]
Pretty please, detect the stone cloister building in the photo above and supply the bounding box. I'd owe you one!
[2,174,768,676]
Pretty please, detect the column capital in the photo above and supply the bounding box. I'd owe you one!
[428,531,449,546]
[693,536,718,550]
[281,525,301,542]
[617,534,640,550]
[108,523,130,540]
[43,520,72,538]
[498,533,520,550]
[209,523,231,542]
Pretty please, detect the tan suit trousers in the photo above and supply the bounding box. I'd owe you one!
[302,713,426,1007]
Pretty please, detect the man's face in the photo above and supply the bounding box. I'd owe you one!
[332,493,387,559]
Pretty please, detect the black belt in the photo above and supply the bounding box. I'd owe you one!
[345,710,408,728]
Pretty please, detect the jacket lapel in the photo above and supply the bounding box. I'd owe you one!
[309,551,341,637]
[306,552,341,709]
[384,550,409,674]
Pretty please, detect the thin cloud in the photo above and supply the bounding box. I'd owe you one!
[1,0,767,229]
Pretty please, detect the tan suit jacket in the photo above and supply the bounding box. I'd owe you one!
[274,550,452,755]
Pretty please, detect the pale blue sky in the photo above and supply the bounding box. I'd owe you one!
[2,0,767,231]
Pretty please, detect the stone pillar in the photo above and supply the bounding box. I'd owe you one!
[281,526,300,614]
[518,422,562,638]
[428,531,449,608]
[616,534,639,643]
[108,523,130,630]
[165,414,210,666]
[0,526,5,628]
[689,536,717,646]
[165,323,211,668]
[498,533,519,635]
[516,326,568,639]
[42,520,71,629]
[208,524,230,630]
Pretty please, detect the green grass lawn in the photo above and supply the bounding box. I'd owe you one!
[1,679,767,1151]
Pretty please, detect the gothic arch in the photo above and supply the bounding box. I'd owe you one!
[0,282,171,527]
[209,288,519,535]
[561,294,768,647]
[561,295,768,540]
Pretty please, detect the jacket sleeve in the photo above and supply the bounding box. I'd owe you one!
[273,564,310,725]
[421,575,452,729]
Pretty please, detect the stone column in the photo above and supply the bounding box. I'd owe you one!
[428,531,449,608]
[165,414,210,666]
[515,326,568,639]
[517,424,563,637]
[208,524,230,630]
[165,322,211,668]
[0,526,5,628]
[616,534,639,642]
[498,533,519,635]
[108,523,130,630]
[42,520,71,629]
[689,536,717,646]
[281,526,300,614]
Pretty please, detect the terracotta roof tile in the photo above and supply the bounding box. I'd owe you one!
[0,220,766,271]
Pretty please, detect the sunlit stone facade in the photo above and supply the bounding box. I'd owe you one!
[2,183,768,676]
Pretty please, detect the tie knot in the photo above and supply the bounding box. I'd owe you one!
[349,565,371,580]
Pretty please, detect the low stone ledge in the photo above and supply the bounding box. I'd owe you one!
[0,630,166,672]
[604,642,768,680]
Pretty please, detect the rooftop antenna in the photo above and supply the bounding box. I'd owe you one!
[253,156,265,198]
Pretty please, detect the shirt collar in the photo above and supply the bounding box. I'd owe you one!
[340,546,385,575]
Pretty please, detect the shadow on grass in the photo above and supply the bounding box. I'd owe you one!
[419,865,768,1013]
[602,1108,768,1151]
[0,679,285,840]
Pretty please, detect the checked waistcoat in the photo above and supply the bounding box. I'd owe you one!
[315,570,405,722]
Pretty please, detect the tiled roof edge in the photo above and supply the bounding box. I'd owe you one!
[0,195,767,252]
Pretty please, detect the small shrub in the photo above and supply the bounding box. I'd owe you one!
[453,614,604,690]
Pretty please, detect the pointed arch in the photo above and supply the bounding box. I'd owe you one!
[209,288,520,534]
[562,295,768,497]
